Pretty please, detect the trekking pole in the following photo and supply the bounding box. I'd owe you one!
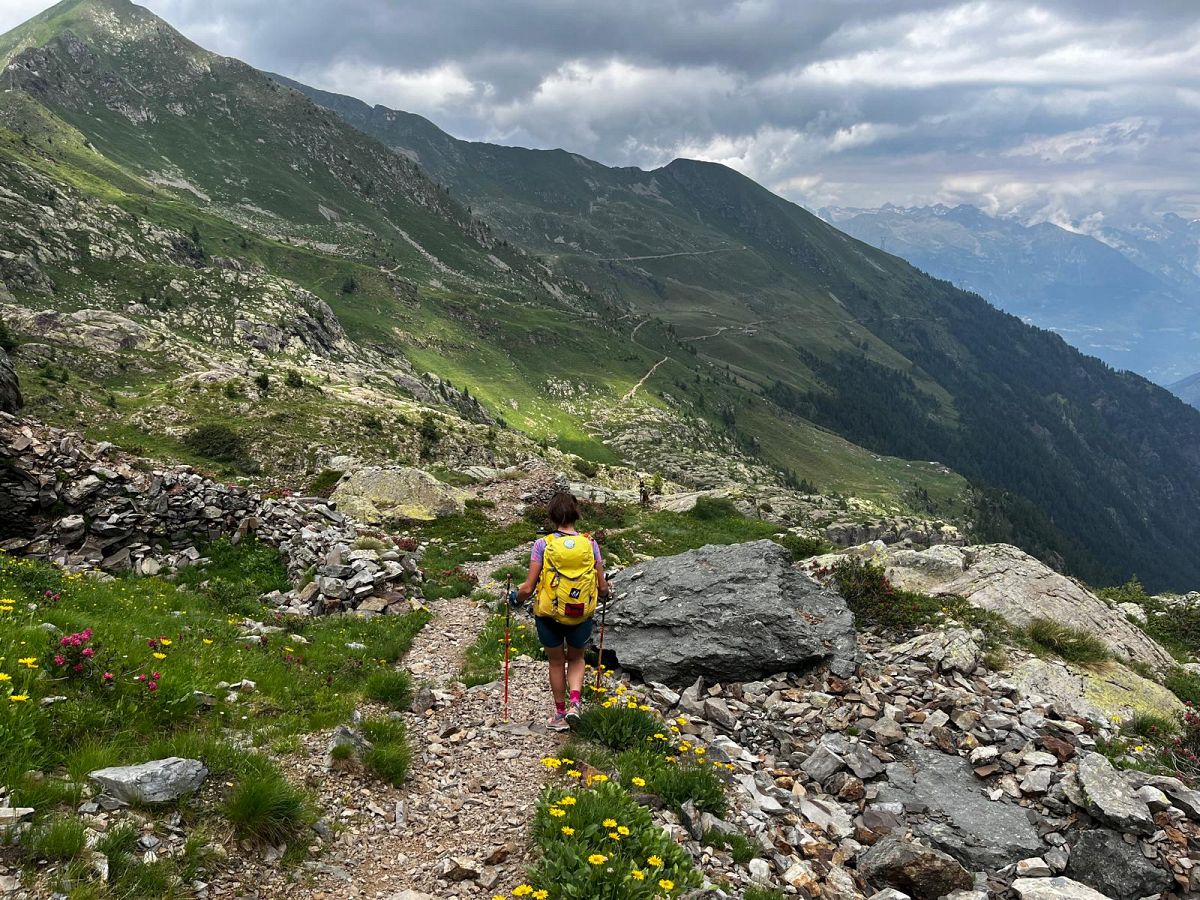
[502,574,513,724]
[594,578,611,690]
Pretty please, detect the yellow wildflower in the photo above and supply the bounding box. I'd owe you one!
[617,825,630,836]
[561,826,574,836]
[18,657,37,668]
[694,747,705,755]
[631,869,645,881]
[602,818,617,828]
[608,831,621,840]
[533,892,548,900]
[549,808,566,818]
[558,796,577,806]
[659,879,675,891]
[152,652,167,660]
[675,717,688,725]
[566,770,582,779]
[9,694,28,702]
[588,773,609,784]
[202,639,214,645]
[631,776,647,788]
[587,854,607,866]
[158,638,172,646]
[647,855,663,867]
[0,673,10,682]
[513,886,533,897]
[541,757,562,769]
[638,704,651,711]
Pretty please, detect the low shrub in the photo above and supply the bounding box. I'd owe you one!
[224,769,311,844]
[1027,617,1111,666]
[776,533,830,560]
[364,669,413,709]
[574,458,599,478]
[528,781,701,898]
[183,423,247,464]
[829,557,940,629]
[571,702,661,751]
[1165,669,1200,705]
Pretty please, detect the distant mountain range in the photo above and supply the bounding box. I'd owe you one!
[1172,372,1200,410]
[820,204,1200,387]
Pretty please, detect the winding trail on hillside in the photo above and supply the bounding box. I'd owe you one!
[595,245,747,262]
[622,355,670,402]
[275,547,563,900]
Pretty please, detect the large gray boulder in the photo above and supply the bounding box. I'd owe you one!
[330,466,466,523]
[1066,828,1172,900]
[605,540,856,684]
[1072,752,1155,836]
[1012,877,1113,900]
[876,742,1043,869]
[88,757,208,804]
[0,347,20,413]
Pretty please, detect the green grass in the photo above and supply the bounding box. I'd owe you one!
[570,703,662,752]
[1027,617,1111,666]
[224,768,312,844]
[25,814,88,861]
[364,669,414,709]
[744,888,787,900]
[704,829,761,864]
[460,607,545,687]
[360,716,413,786]
[0,543,428,835]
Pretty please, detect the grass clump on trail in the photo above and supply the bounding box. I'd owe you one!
[0,541,428,891]
[360,716,413,786]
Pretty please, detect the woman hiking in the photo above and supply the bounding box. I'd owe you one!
[509,492,610,730]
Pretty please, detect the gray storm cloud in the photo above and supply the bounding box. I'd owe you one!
[3,0,1198,224]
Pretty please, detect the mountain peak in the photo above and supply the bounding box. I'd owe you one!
[1,0,178,67]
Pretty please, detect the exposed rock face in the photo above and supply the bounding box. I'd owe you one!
[875,742,1044,869]
[330,466,466,524]
[1072,752,1155,836]
[843,543,1173,669]
[1011,876,1113,899]
[0,416,421,615]
[0,348,20,413]
[857,833,973,899]
[1011,656,1183,725]
[1066,828,1172,899]
[605,540,857,684]
[88,758,207,804]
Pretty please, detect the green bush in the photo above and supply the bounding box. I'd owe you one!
[777,533,830,560]
[224,769,310,843]
[571,703,661,751]
[284,369,304,389]
[528,781,701,898]
[1165,668,1200,705]
[183,423,247,464]
[1027,617,1111,666]
[0,318,17,353]
[574,458,599,478]
[616,746,727,816]
[307,469,343,497]
[829,557,940,628]
[364,669,413,709]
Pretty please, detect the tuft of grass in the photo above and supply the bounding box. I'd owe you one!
[744,888,788,900]
[1124,711,1180,740]
[704,829,760,865]
[26,815,88,861]
[1027,617,1111,666]
[224,769,311,844]
[1165,668,1200,705]
[364,669,413,709]
[307,469,344,497]
[360,716,412,786]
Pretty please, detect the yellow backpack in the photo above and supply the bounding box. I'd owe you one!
[534,531,598,625]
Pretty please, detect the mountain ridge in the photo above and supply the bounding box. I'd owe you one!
[3,0,1200,589]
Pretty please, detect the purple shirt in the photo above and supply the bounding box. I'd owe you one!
[532,532,603,567]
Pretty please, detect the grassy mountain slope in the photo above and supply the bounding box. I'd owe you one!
[285,77,1200,591]
[0,0,963,513]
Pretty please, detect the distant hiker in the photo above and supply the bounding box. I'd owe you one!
[510,492,609,730]
[639,479,650,508]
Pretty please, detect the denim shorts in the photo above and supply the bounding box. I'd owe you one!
[534,615,594,649]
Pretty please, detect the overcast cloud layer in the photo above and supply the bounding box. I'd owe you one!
[4,0,1199,226]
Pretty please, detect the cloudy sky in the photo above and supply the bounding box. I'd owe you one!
[4,0,1199,226]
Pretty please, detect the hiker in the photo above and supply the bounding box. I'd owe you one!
[509,491,609,730]
[639,479,650,508]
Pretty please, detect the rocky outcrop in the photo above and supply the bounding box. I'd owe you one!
[830,543,1173,669]
[606,540,857,684]
[88,758,207,804]
[857,833,972,899]
[330,466,467,524]
[0,347,20,413]
[1010,656,1184,725]
[1066,828,1174,899]
[0,415,421,616]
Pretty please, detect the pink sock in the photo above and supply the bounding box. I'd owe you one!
[555,702,566,714]
[569,690,581,704]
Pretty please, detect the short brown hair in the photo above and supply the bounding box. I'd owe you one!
[547,492,580,527]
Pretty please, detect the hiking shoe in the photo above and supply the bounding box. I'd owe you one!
[565,702,583,728]
[547,711,569,732]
